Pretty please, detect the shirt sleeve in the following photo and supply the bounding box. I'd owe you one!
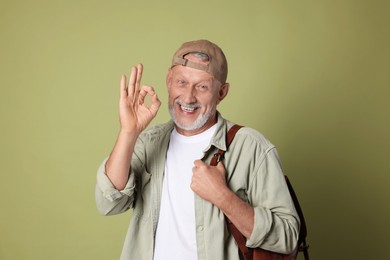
[245,148,300,254]
[95,157,136,216]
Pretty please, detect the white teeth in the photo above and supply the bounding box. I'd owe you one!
[175,100,199,112]
[181,105,195,112]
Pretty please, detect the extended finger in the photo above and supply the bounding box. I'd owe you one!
[120,75,127,98]
[128,66,137,97]
[135,64,143,93]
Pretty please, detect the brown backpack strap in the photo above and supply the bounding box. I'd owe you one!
[210,124,243,166]
[226,218,254,260]
[285,176,310,259]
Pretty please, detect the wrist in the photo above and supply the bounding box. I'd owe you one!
[118,129,139,144]
[215,186,235,211]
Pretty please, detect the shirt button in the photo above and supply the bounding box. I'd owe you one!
[198,226,204,231]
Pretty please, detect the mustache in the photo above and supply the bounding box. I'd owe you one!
[174,99,201,109]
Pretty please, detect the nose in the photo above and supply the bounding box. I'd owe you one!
[181,85,197,104]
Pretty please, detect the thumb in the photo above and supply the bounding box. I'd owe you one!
[216,161,225,171]
[194,159,206,167]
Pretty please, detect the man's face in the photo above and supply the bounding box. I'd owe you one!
[166,56,228,136]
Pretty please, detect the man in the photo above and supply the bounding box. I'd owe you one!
[95,39,300,260]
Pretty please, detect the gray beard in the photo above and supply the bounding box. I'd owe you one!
[168,101,215,131]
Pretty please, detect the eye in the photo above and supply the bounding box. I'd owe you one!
[197,85,209,91]
[177,80,186,85]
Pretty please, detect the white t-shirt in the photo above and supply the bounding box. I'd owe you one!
[153,125,217,260]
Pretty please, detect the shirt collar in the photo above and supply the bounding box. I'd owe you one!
[204,111,232,153]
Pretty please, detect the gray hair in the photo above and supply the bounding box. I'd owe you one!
[186,52,210,62]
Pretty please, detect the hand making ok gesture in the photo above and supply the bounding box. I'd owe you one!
[119,64,161,134]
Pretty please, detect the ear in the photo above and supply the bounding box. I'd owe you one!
[217,83,229,104]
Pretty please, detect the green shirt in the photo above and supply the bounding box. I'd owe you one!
[96,114,300,260]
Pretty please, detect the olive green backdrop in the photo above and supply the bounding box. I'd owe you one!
[1,0,389,259]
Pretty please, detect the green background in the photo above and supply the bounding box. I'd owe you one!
[1,0,389,259]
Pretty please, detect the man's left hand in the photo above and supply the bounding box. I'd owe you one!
[191,159,229,205]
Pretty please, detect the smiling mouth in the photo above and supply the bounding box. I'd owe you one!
[180,105,196,112]
[176,100,200,113]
